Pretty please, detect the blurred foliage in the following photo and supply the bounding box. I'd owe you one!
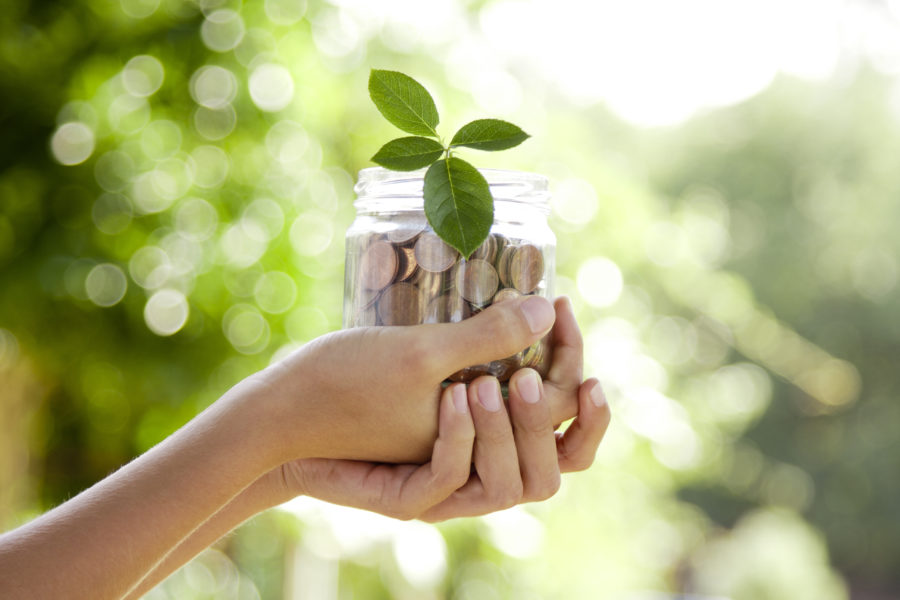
[2,0,900,599]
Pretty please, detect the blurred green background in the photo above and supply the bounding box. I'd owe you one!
[2,0,900,598]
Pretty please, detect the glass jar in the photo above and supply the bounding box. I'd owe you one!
[343,167,556,382]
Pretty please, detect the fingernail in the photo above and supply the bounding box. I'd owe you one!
[590,381,607,407]
[520,296,554,334]
[451,384,468,414]
[477,379,501,412]
[517,371,541,404]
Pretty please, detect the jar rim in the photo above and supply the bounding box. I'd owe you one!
[355,167,550,210]
[357,166,548,186]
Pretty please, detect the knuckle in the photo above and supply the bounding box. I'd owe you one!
[479,424,514,447]
[489,482,523,510]
[515,410,554,438]
[434,464,470,492]
[570,452,597,472]
[525,472,561,501]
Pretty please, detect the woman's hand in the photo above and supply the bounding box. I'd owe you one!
[242,294,560,465]
[260,295,610,521]
[270,368,609,521]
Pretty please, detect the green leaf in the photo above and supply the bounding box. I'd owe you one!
[368,70,440,137]
[371,136,445,171]
[424,157,493,258]
[449,118,530,151]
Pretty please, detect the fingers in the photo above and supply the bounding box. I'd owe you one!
[547,296,584,385]
[544,296,584,426]
[420,376,523,521]
[507,369,561,501]
[392,383,475,517]
[556,378,611,473]
[467,377,523,508]
[427,296,556,376]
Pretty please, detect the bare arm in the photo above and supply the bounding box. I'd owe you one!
[0,384,281,600]
[0,296,608,599]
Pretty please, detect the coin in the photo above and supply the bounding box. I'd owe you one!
[471,233,499,263]
[455,259,499,306]
[354,306,379,327]
[492,287,522,304]
[496,245,517,288]
[414,232,458,272]
[386,218,427,244]
[395,246,418,282]
[509,244,544,294]
[412,269,445,299]
[357,286,381,310]
[424,291,469,323]
[377,282,424,326]
[360,239,398,291]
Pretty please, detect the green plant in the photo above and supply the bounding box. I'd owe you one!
[368,69,529,257]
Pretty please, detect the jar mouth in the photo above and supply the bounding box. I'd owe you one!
[355,166,550,211]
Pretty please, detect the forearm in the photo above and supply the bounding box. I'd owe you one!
[124,470,290,599]
[0,386,284,600]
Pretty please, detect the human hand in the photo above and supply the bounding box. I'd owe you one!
[268,365,609,521]
[239,294,560,465]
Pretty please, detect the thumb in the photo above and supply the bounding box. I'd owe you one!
[429,295,556,376]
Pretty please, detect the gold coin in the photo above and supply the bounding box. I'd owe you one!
[492,287,522,304]
[357,286,381,310]
[377,282,424,326]
[455,259,499,306]
[395,246,418,282]
[496,245,516,288]
[386,218,427,244]
[359,239,398,291]
[509,244,544,294]
[412,269,445,300]
[471,233,499,263]
[414,232,458,273]
[424,292,469,324]
[354,306,379,327]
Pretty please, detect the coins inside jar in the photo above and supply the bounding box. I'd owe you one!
[348,228,550,381]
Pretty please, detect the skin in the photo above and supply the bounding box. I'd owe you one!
[0,296,610,600]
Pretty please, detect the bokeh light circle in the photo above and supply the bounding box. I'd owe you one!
[194,105,237,140]
[92,193,133,235]
[94,150,135,192]
[223,304,270,354]
[577,256,624,308]
[253,271,297,314]
[120,0,159,19]
[130,246,171,290]
[51,122,95,166]
[140,120,182,159]
[249,64,294,112]
[108,95,151,133]
[122,55,164,97]
[553,178,599,226]
[266,120,309,163]
[190,65,238,109]
[176,197,219,241]
[144,289,189,336]
[201,9,245,52]
[265,0,307,25]
[289,212,333,256]
[86,263,128,307]
[190,145,230,188]
[243,198,284,240]
[219,222,268,268]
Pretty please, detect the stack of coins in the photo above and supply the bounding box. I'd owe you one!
[346,222,550,382]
